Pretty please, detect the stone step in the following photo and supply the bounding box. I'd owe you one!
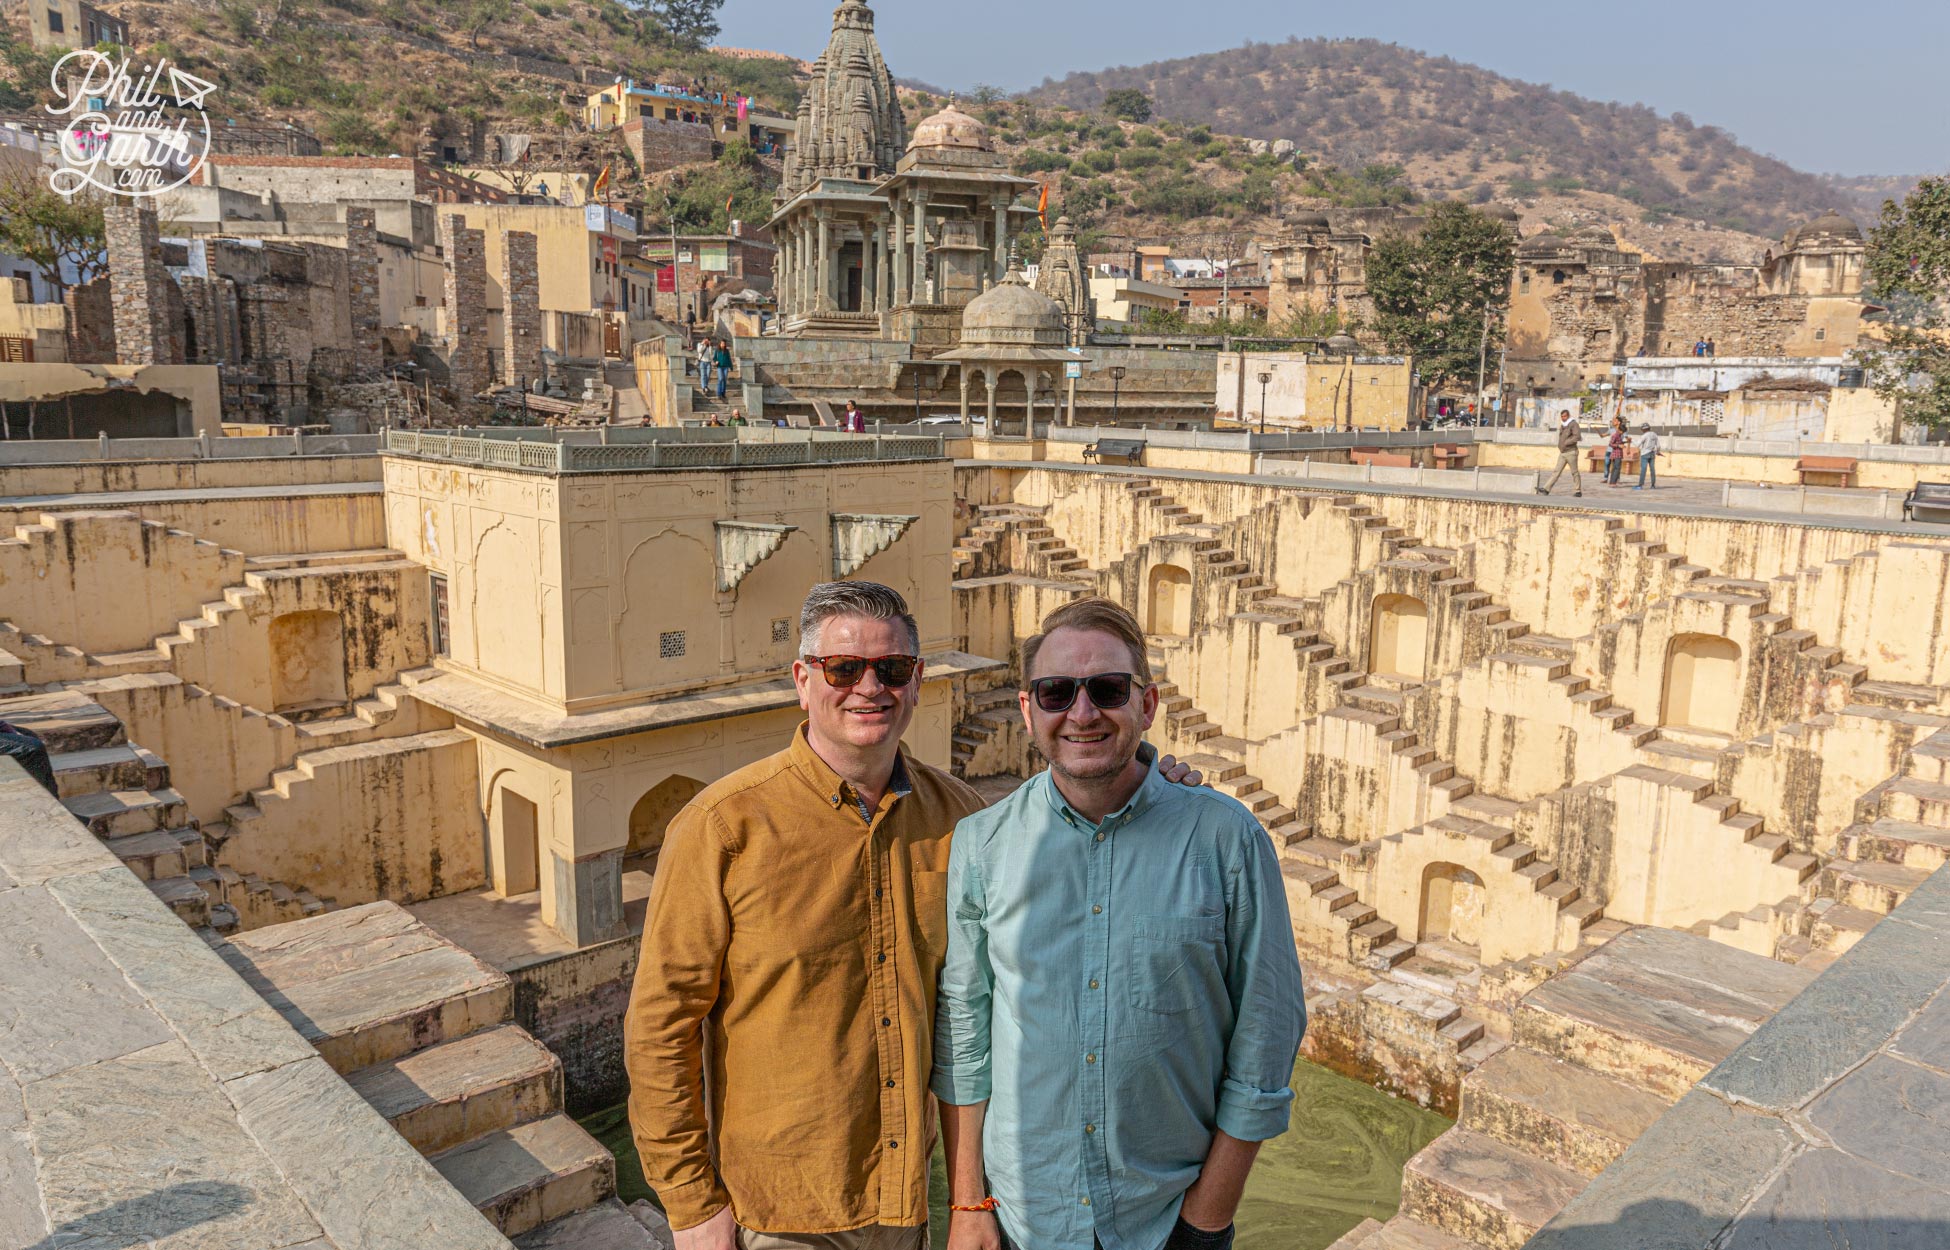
[1335,1216,1480,1250]
[1511,927,1812,1100]
[1877,778,1950,829]
[0,689,126,753]
[345,1023,564,1156]
[103,826,205,882]
[430,1112,615,1238]
[60,786,189,836]
[1808,900,1883,952]
[1400,1126,1586,1250]
[218,901,513,1074]
[1825,856,1931,914]
[1459,1045,1668,1177]
[1844,816,1950,871]
[147,873,211,925]
[49,742,166,799]
[514,1198,673,1250]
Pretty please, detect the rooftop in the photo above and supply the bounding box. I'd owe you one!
[380,428,946,475]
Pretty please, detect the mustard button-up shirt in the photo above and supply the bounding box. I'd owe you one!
[625,723,984,1233]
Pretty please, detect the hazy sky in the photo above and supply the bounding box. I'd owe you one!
[717,0,1947,177]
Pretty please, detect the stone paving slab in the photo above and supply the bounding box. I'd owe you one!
[1804,1052,1950,1189]
[0,882,174,1083]
[513,1198,672,1250]
[1722,1147,1950,1249]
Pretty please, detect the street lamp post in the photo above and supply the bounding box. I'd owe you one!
[1110,365,1126,425]
[1257,370,1272,435]
[912,367,923,424]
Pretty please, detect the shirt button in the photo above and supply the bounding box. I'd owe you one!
[878,953,886,963]
[1080,1197,1091,1207]
[887,1079,896,1087]
[888,1140,899,1149]
[882,1017,891,1026]
[1085,1124,1096,1134]
[831,794,840,804]
[1095,832,1105,842]
[875,887,883,898]
[1085,1053,1096,1064]
[1091,905,1102,915]
[1089,978,1099,989]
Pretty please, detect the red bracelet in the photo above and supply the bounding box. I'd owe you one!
[949,1197,999,1213]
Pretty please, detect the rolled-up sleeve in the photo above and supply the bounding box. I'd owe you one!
[624,803,734,1228]
[931,821,994,1105]
[1215,817,1308,1142]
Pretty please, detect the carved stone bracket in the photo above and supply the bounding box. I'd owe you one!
[831,513,918,578]
[716,521,798,593]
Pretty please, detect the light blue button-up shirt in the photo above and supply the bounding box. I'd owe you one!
[931,744,1307,1250]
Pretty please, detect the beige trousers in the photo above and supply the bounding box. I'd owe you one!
[1542,448,1582,493]
[738,1225,928,1250]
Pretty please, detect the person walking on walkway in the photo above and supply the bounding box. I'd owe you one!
[1537,409,1584,497]
[1605,416,1628,486]
[696,337,713,393]
[1634,424,1661,490]
[713,339,732,400]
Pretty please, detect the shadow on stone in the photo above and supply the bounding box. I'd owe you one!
[26,1181,253,1249]
[1533,1196,1950,1249]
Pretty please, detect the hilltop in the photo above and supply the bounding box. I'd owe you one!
[1027,38,1907,239]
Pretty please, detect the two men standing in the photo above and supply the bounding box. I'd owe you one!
[626,585,1306,1250]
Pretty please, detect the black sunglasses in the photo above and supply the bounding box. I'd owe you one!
[1028,672,1144,714]
[809,654,920,688]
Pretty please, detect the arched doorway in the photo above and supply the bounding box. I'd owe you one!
[268,610,348,712]
[628,776,706,872]
[1662,634,1741,734]
[1369,594,1430,681]
[1146,564,1193,637]
[1420,862,1485,946]
[493,786,540,897]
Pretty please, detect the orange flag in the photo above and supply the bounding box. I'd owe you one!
[1037,180,1049,230]
[591,164,611,198]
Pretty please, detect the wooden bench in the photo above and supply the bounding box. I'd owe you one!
[1083,438,1145,465]
[1797,455,1858,488]
[1430,443,1468,470]
[1350,448,1412,468]
[1904,482,1950,523]
[1587,445,1641,474]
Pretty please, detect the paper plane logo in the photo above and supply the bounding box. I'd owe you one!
[44,49,214,200]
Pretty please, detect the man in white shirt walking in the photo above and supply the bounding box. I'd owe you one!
[1634,424,1662,490]
[1536,409,1584,497]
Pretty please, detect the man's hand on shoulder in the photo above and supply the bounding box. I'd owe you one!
[946,1209,1003,1250]
[673,1204,737,1250]
[1157,753,1204,788]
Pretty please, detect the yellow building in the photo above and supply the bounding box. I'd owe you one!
[582,82,795,154]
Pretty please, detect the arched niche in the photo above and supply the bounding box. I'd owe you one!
[491,784,541,897]
[1146,564,1193,638]
[628,775,706,872]
[1662,633,1741,734]
[1369,593,1430,681]
[1419,861,1485,946]
[268,610,348,712]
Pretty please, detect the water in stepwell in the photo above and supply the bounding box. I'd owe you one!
[581,1059,1449,1249]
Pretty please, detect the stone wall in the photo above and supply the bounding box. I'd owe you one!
[103,205,178,366]
[501,228,542,385]
[63,279,115,364]
[622,117,716,172]
[440,213,491,400]
[345,206,383,375]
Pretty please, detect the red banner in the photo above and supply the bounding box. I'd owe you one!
[656,265,675,293]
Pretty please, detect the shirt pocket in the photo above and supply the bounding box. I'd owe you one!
[1128,912,1225,1017]
[912,870,950,955]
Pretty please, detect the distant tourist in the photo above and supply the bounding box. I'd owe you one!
[934,597,1306,1250]
[696,338,713,392]
[727,408,748,427]
[844,400,865,433]
[623,584,1202,1250]
[1605,415,1628,486]
[1634,423,1662,490]
[714,340,733,400]
[1706,337,1717,356]
[1537,408,1584,497]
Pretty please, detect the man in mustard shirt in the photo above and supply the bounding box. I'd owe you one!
[626,582,1200,1250]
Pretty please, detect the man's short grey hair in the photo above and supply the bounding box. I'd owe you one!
[799,581,920,657]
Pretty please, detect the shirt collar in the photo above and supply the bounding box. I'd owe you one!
[1042,740,1162,827]
[789,721,913,818]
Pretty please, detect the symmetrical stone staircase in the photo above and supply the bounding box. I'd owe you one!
[949,685,1024,779]
[0,688,330,933]
[1330,928,1815,1250]
[218,902,666,1245]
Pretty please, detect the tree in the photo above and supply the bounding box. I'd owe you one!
[1364,200,1515,389]
[645,0,721,52]
[464,0,512,49]
[0,173,108,291]
[1861,176,1950,434]
[1102,88,1152,123]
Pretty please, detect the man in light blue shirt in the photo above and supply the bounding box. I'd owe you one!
[933,598,1307,1250]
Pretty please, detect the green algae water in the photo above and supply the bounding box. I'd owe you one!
[581,1059,1448,1248]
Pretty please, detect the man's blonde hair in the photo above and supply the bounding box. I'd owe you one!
[1021,597,1151,684]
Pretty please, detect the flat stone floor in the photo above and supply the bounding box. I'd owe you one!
[0,481,383,510]
[409,871,657,972]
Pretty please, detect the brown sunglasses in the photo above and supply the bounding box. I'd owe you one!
[808,654,920,688]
